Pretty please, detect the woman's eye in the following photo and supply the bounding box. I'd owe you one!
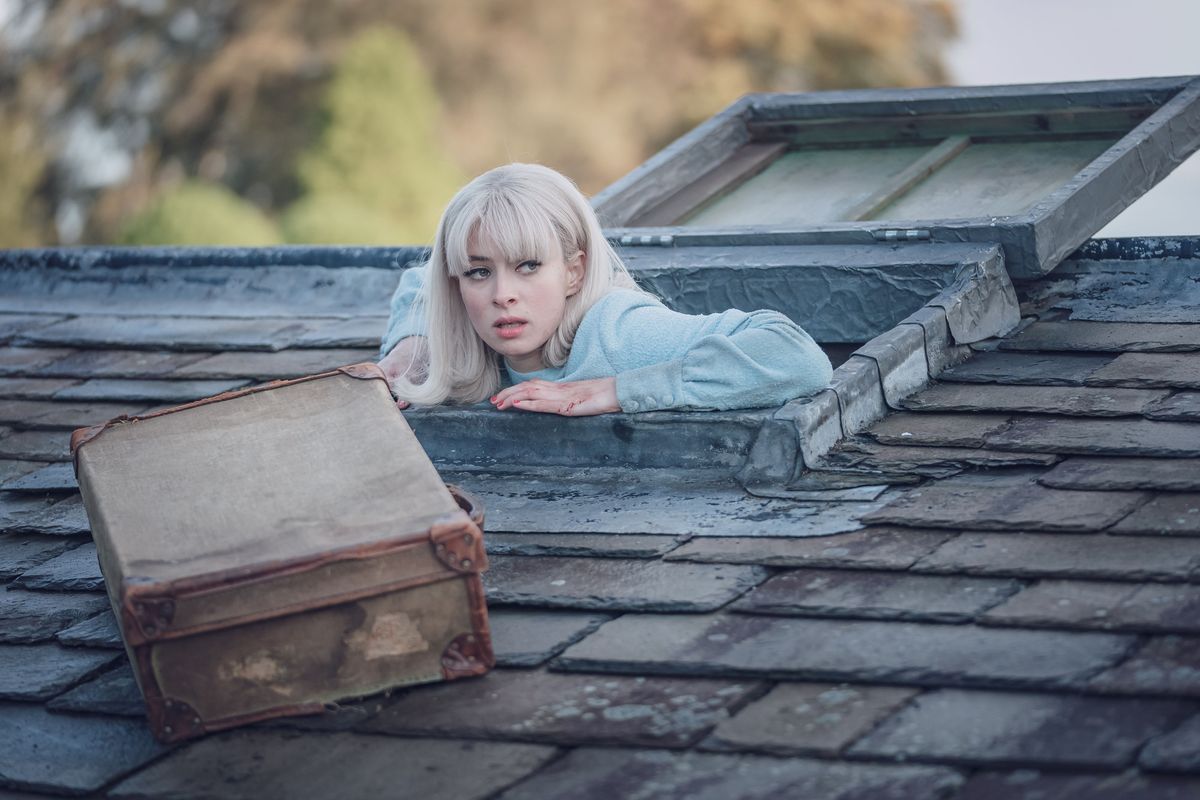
[464,267,491,280]
[516,260,542,273]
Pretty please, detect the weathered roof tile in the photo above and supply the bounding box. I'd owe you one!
[557,613,1134,689]
[849,689,1196,769]
[484,555,767,612]
[700,682,918,756]
[733,568,1020,623]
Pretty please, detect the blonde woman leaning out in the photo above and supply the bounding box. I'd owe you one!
[378,163,831,416]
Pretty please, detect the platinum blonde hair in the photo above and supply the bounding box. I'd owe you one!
[392,163,645,406]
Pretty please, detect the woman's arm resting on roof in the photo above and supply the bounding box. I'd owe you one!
[379,263,429,358]
[378,264,430,409]
[611,305,833,413]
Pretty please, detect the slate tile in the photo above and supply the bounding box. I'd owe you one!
[487,609,612,667]
[1086,353,1200,389]
[1000,321,1200,353]
[1147,391,1200,421]
[364,669,758,748]
[13,541,103,590]
[171,348,379,379]
[0,376,80,398]
[7,494,90,536]
[0,462,78,492]
[986,416,1200,458]
[664,528,956,569]
[701,682,919,756]
[484,555,767,612]
[939,351,1112,386]
[23,315,316,351]
[0,533,79,580]
[47,661,144,717]
[0,703,164,796]
[0,314,67,342]
[1089,636,1200,697]
[0,643,119,700]
[292,316,387,347]
[1038,457,1200,491]
[557,613,1134,690]
[496,747,963,800]
[866,412,1013,448]
[259,699,381,733]
[900,383,1169,417]
[1141,714,1200,773]
[983,580,1200,633]
[735,569,1020,623]
[57,609,123,649]
[54,377,249,403]
[915,533,1200,582]
[0,429,71,461]
[0,398,153,429]
[0,492,57,531]
[35,348,210,378]
[109,731,557,800]
[864,472,1148,532]
[0,588,109,643]
[823,438,1060,477]
[1109,493,1200,536]
[959,770,1200,799]
[0,347,75,376]
[0,458,44,485]
[849,688,1195,769]
[485,532,683,559]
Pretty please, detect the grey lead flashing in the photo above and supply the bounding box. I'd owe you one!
[738,247,1019,491]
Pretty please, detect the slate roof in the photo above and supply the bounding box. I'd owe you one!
[1,238,1199,798]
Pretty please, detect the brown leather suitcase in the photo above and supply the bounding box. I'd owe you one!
[70,363,492,743]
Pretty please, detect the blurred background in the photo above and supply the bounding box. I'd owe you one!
[0,0,1194,248]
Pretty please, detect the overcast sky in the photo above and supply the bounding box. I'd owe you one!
[946,0,1200,236]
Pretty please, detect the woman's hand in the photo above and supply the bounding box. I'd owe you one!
[491,377,620,416]
[377,336,429,409]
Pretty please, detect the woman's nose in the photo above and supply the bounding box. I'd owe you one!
[491,273,517,305]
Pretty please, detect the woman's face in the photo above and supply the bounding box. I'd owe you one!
[457,231,584,373]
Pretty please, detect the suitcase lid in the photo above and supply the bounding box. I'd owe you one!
[72,365,463,595]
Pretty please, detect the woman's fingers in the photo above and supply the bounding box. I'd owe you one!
[493,378,619,416]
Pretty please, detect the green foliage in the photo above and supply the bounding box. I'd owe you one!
[282,27,464,245]
[117,181,282,246]
[0,115,48,247]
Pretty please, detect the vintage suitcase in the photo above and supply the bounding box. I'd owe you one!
[70,363,492,743]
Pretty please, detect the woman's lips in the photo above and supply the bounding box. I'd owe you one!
[494,318,528,339]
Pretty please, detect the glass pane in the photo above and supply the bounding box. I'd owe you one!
[875,138,1117,220]
[681,145,931,227]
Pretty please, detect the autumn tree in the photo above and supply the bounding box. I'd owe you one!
[0,0,957,246]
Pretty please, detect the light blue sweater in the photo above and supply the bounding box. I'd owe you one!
[380,265,832,412]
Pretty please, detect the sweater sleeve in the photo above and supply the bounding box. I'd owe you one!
[379,263,429,357]
[595,295,833,413]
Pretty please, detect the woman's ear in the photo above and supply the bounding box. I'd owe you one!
[565,250,586,297]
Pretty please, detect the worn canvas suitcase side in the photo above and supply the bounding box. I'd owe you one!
[71,364,493,742]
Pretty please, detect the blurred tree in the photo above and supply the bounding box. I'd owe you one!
[281,28,464,244]
[0,0,956,246]
[0,109,48,246]
[117,181,281,246]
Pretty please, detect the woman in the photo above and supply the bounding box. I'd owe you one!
[380,163,831,416]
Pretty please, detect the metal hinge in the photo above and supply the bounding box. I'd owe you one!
[872,228,931,242]
[617,234,675,247]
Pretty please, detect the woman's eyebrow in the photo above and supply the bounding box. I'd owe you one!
[467,255,492,263]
